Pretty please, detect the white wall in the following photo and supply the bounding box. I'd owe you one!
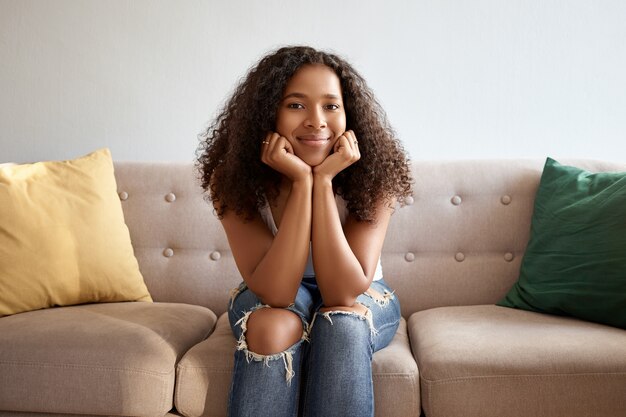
[1,0,625,163]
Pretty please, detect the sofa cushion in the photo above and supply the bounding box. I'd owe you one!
[498,158,626,329]
[0,149,152,317]
[408,305,626,417]
[175,314,419,417]
[0,302,217,416]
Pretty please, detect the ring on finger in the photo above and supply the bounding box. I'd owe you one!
[262,141,269,145]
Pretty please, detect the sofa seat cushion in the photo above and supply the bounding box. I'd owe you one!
[175,313,419,417]
[408,305,626,417]
[0,302,217,417]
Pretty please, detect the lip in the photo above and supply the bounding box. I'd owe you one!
[296,134,331,147]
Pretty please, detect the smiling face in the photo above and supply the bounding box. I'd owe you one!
[275,64,347,167]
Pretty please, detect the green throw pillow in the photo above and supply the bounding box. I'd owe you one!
[498,157,626,329]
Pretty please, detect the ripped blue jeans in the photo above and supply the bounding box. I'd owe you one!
[227,276,401,417]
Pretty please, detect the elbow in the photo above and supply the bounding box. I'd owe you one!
[322,286,367,308]
[260,295,296,309]
[318,273,371,308]
[324,297,358,308]
[355,278,371,297]
[247,285,297,308]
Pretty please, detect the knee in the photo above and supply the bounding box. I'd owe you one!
[314,303,374,341]
[245,308,303,355]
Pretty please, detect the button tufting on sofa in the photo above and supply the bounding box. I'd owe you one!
[165,192,176,202]
[9,159,622,417]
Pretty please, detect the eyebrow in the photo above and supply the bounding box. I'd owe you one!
[282,92,342,100]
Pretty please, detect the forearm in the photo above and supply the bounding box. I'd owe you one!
[247,177,312,306]
[311,176,368,306]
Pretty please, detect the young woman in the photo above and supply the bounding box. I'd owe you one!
[197,45,412,417]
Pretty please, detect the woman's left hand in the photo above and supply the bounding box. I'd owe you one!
[313,130,360,181]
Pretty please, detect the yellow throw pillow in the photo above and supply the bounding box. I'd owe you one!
[0,149,152,316]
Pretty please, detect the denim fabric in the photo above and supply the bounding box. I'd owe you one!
[227,277,401,417]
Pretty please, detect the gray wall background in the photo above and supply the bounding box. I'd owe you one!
[1,0,625,163]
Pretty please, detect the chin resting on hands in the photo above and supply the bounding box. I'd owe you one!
[313,130,361,181]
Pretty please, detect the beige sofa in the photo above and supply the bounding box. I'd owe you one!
[1,159,625,417]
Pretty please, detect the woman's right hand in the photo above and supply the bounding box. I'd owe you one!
[261,132,312,182]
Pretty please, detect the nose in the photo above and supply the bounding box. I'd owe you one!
[304,107,327,129]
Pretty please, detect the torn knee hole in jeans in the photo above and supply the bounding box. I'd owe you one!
[364,287,395,308]
[310,302,378,338]
[234,303,308,385]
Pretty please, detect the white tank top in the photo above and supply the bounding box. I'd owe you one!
[259,194,383,281]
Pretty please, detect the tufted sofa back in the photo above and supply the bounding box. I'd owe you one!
[114,159,626,318]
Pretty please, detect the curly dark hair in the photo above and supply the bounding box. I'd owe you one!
[196,45,412,222]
